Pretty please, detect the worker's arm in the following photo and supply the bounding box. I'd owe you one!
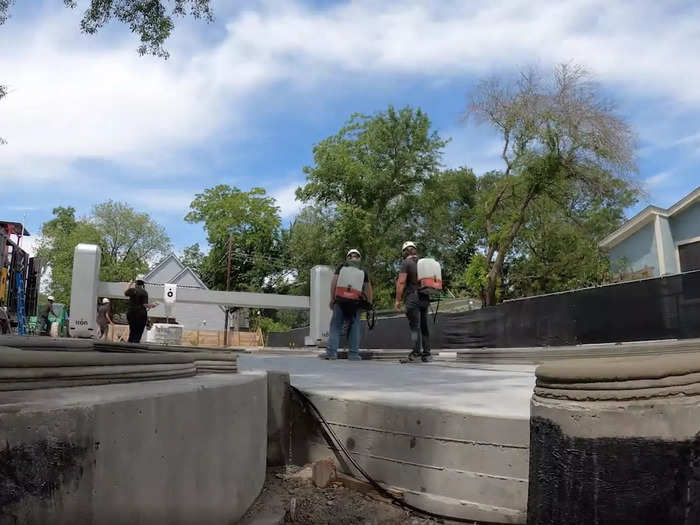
[394,273,407,311]
[106,311,113,324]
[364,281,373,304]
[329,274,338,310]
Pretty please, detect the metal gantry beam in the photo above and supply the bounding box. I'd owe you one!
[98,282,310,310]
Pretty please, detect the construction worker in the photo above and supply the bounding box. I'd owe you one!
[0,300,10,334]
[325,249,373,360]
[97,298,113,340]
[38,295,56,336]
[124,275,153,343]
[394,241,432,362]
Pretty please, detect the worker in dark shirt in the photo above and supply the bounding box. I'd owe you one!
[394,241,432,362]
[124,275,153,343]
[39,295,56,336]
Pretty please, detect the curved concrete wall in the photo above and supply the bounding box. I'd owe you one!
[0,373,267,524]
[292,393,529,524]
[528,354,700,525]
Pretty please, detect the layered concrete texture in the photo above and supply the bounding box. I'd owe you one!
[454,337,700,365]
[528,353,700,525]
[240,355,534,523]
[0,372,268,524]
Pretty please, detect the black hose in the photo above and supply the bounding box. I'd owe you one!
[290,385,493,524]
[433,297,440,325]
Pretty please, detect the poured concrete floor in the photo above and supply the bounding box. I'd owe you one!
[239,354,535,419]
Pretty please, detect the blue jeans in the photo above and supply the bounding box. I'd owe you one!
[326,303,361,357]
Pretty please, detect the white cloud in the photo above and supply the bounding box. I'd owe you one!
[645,171,671,189]
[3,0,700,187]
[272,180,304,218]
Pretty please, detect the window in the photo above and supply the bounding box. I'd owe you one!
[679,240,700,272]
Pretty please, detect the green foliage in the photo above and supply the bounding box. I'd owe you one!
[256,316,290,339]
[0,1,213,58]
[37,204,171,306]
[37,207,104,304]
[294,106,454,307]
[92,200,171,282]
[185,186,284,291]
[180,243,205,276]
[466,64,639,305]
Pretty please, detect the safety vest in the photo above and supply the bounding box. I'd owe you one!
[335,265,365,301]
[417,258,442,294]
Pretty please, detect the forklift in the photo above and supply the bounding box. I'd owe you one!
[0,221,41,335]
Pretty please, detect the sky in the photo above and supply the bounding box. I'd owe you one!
[1,0,699,258]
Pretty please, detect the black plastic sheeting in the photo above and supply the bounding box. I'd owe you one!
[267,270,700,349]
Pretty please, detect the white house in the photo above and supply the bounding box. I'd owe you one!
[600,186,700,277]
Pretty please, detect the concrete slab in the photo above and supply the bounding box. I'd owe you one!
[238,355,535,419]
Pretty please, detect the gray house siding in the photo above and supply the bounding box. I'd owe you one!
[670,202,700,244]
[657,216,677,274]
[144,254,226,331]
[609,222,659,276]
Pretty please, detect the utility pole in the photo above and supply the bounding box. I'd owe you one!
[223,233,232,346]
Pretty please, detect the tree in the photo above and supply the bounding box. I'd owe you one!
[92,200,171,282]
[185,186,283,292]
[464,64,638,306]
[0,0,213,58]
[296,106,450,306]
[504,180,638,297]
[36,203,171,305]
[181,243,205,277]
[36,207,103,304]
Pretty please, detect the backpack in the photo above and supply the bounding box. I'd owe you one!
[335,264,365,301]
[417,258,442,296]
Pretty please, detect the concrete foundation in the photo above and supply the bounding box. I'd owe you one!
[0,373,268,524]
[241,355,534,523]
[528,354,700,525]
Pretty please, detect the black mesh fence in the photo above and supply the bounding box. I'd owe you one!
[267,270,700,349]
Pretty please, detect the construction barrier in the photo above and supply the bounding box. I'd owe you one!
[268,269,700,349]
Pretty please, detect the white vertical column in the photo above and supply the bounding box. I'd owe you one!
[307,265,334,346]
[69,243,101,338]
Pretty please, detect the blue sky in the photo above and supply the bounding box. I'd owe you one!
[1,0,699,257]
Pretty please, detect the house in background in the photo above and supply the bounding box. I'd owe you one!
[144,254,249,331]
[600,185,700,278]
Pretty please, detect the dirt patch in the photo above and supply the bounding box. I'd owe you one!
[240,465,474,525]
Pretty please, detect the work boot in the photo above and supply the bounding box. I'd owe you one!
[421,353,433,363]
[348,353,362,361]
[407,351,421,362]
[322,351,338,360]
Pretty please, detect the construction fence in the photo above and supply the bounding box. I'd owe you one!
[267,269,700,349]
[107,324,263,348]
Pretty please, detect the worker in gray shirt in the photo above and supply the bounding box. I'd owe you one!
[97,298,113,339]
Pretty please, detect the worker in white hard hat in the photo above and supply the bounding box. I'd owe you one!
[96,298,113,340]
[38,295,56,336]
[124,274,156,343]
[325,248,373,360]
[395,241,432,362]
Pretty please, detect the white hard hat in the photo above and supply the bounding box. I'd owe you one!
[135,274,145,282]
[102,298,110,303]
[346,248,361,258]
[402,241,417,252]
[47,295,55,301]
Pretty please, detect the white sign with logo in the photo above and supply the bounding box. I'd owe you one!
[164,283,177,304]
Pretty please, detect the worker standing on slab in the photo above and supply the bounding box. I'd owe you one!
[124,275,153,343]
[394,241,432,362]
[325,249,373,360]
[38,295,56,336]
[96,298,113,340]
